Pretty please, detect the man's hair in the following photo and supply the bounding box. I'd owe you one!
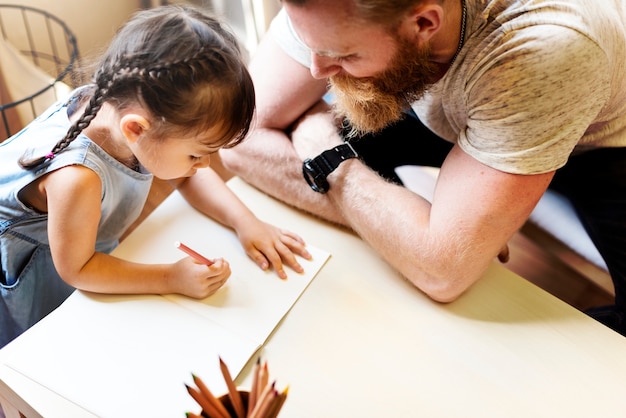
[283,0,422,27]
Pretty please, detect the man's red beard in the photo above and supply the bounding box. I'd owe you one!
[329,36,437,136]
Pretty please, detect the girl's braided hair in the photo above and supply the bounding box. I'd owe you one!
[19,4,255,169]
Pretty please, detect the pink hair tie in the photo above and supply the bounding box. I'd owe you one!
[45,152,55,160]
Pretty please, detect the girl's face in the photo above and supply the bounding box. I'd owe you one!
[133,129,222,180]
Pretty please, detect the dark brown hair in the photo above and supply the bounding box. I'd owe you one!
[19,4,255,168]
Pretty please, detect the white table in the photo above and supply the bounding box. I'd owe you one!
[2,177,626,418]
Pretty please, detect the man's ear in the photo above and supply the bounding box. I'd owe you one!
[120,114,151,144]
[404,4,443,42]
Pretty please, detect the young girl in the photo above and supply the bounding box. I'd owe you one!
[0,5,311,348]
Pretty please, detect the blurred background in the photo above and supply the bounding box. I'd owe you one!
[5,0,279,58]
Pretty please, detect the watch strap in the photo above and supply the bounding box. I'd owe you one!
[316,142,359,175]
[302,142,359,193]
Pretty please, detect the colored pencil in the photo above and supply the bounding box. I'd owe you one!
[192,373,231,418]
[256,361,268,402]
[266,385,288,418]
[186,384,225,418]
[247,357,261,416]
[175,241,214,265]
[219,356,246,418]
[249,381,275,418]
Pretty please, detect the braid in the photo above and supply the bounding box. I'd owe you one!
[131,47,225,90]
[18,59,119,169]
[18,75,110,169]
[55,89,106,151]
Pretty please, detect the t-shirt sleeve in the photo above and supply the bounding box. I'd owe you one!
[269,7,312,68]
[458,25,610,174]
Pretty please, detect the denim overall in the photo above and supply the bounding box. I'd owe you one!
[0,93,153,347]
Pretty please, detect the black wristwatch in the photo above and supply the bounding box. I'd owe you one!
[302,142,359,193]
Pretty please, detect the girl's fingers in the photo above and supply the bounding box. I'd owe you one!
[279,232,312,260]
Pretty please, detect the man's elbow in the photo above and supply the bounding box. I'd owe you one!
[411,271,477,303]
[425,286,466,303]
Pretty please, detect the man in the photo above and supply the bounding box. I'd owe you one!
[220,0,626,335]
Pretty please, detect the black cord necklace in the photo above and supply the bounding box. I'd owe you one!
[450,0,467,65]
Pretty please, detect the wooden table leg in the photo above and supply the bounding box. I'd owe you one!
[0,392,24,418]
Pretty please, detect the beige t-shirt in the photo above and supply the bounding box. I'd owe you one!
[271,0,626,174]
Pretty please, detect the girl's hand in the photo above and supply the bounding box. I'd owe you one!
[175,167,312,280]
[236,220,312,280]
[170,257,230,299]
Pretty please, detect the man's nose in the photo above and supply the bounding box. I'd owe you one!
[310,53,342,79]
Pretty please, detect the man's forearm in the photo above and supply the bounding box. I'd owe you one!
[220,128,347,225]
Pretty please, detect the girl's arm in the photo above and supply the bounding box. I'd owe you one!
[173,166,312,279]
[43,165,229,298]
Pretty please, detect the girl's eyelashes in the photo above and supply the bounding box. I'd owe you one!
[191,148,220,160]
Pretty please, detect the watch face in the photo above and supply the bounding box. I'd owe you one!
[303,159,329,193]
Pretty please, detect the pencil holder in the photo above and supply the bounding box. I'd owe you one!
[186,358,287,417]
[218,391,250,417]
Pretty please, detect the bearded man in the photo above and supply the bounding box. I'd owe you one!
[221,0,626,336]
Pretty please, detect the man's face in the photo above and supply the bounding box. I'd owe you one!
[329,33,437,135]
[285,1,437,135]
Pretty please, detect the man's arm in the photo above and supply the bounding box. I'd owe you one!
[220,31,347,224]
[324,143,554,302]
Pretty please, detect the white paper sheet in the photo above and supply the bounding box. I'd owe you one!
[164,244,330,345]
[113,190,331,346]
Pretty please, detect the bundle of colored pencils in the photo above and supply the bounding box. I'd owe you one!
[186,356,288,418]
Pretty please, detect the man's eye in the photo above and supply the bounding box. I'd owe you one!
[338,55,356,63]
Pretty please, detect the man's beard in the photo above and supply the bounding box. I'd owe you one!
[329,36,437,136]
